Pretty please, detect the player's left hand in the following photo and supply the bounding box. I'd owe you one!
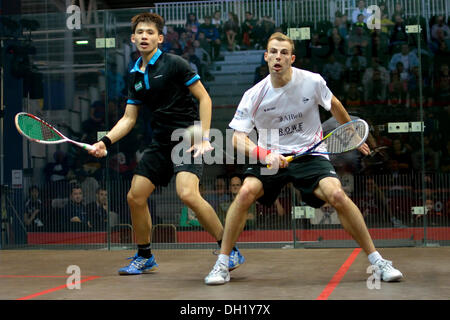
[187,140,214,158]
[357,142,370,156]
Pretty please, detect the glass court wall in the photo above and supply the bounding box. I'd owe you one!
[1,0,449,250]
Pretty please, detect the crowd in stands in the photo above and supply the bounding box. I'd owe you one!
[19,2,450,234]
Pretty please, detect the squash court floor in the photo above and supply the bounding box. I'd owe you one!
[1,247,449,301]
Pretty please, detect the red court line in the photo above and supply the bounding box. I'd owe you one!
[16,276,101,300]
[0,275,91,278]
[316,248,362,300]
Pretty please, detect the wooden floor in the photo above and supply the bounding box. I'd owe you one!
[1,247,449,300]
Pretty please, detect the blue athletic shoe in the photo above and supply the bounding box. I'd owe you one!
[229,247,245,271]
[118,254,158,275]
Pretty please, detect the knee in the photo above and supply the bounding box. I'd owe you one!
[235,185,258,207]
[327,188,348,209]
[127,191,146,207]
[177,188,198,206]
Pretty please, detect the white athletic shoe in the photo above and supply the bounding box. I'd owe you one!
[204,261,230,285]
[374,259,403,282]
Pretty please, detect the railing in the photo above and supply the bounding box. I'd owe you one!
[155,0,449,28]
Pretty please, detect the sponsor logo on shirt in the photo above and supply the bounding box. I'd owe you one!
[233,110,246,120]
[279,122,304,136]
[263,106,276,112]
[279,112,303,123]
[135,81,144,91]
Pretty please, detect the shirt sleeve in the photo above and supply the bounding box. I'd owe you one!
[175,55,200,86]
[126,73,143,105]
[316,75,332,111]
[228,91,255,133]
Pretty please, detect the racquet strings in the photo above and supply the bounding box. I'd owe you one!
[17,114,63,142]
[325,120,367,153]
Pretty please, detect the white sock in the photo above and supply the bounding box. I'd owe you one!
[368,251,383,265]
[218,254,229,267]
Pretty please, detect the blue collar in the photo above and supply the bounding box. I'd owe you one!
[130,49,162,73]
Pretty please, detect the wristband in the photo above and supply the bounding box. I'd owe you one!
[251,146,271,161]
[202,137,210,142]
[100,136,112,149]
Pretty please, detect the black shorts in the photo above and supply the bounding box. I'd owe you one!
[243,155,339,208]
[134,142,203,187]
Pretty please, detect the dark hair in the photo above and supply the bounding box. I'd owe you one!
[131,12,164,35]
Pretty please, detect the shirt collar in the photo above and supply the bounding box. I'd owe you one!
[130,49,163,73]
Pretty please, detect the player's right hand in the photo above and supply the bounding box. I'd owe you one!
[89,141,107,158]
[265,153,289,169]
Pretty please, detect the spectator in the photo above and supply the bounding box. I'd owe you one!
[86,187,118,231]
[185,12,200,34]
[379,12,395,35]
[343,82,364,110]
[253,64,269,85]
[103,62,125,100]
[308,33,329,73]
[434,63,450,107]
[23,185,45,231]
[330,11,348,39]
[211,10,223,34]
[223,11,240,51]
[412,136,440,172]
[240,11,258,49]
[353,13,369,34]
[389,15,407,48]
[44,150,70,183]
[328,33,347,63]
[351,0,370,24]
[347,24,370,57]
[256,196,287,229]
[198,16,222,60]
[344,54,365,89]
[192,39,214,81]
[391,2,406,22]
[204,176,230,212]
[73,167,99,205]
[181,50,199,74]
[362,57,390,103]
[387,138,413,174]
[370,31,390,65]
[217,175,256,227]
[431,15,450,41]
[322,54,344,98]
[440,140,450,173]
[346,45,367,69]
[61,184,90,231]
[254,15,276,49]
[388,43,419,73]
[163,25,181,54]
[388,70,408,107]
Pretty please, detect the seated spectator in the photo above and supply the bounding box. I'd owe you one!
[240,11,258,49]
[346,45,367,69]
[370,31,390,65]
[362,57,389,103]
[185,12,200,34]
[328,33,347,63]
[223,11,240,51]
[192,40,212,79]
[389,43,419,73]
[388,70,408,107]
[198,16,222,60]
[86,187,118,231]
[347,24,370,57]
[61,184,90,231]
[353,13,369,34]
[343,82,364,110]
[254,64,269,85]
[217,175,256,227]
[344,55,365,88]
[211,10,223,34]
[389,15,407,49]
[387,138,413,174]
[204,176,230,212]
[391,2,406,22]
[23,185,45,231]
[330,11,347,39]
[254,15,275,49]
[163,25,181,54]
[434,63,450,107]
[308,33,329,73]
[322,54,344,98]
[431,15,450,41]
[379,12,395,35]
[181,50,199,74]
[412,136,440,172]
[351,0,370,24]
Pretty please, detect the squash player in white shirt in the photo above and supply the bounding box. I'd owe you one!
[205,32,403,285]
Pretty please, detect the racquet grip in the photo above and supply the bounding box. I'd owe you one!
[82,143,108,156]
[266,155,295,168]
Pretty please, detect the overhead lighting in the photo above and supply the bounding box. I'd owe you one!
[75,40,89,45]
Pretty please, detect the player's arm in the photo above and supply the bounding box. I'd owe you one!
[188,80,214,157]
[232,130,288,168]
[330,95,370,155]
[89,104,141,157]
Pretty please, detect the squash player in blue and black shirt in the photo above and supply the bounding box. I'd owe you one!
[90,13,244,275]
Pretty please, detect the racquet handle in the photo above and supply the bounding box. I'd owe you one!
[266,155,294,168]
[74,141,108,156]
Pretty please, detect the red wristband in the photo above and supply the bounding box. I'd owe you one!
[251,146,271,161]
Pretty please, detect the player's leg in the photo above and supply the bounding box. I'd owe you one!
[118,174,158,275]
[314,176,403,281]
[205,176,264,285]
[175,171,223,240]
[175,171,245,270]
